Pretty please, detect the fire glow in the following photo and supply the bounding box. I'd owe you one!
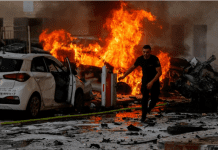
[39,2,171,95]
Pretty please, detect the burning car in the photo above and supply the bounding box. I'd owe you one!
[0,43,92,117]
[172,55,218,111]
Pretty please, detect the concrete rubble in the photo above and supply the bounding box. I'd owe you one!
[0,94,218,150]
[173,55,218,111]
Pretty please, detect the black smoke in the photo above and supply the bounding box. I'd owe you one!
[131,1,218,57]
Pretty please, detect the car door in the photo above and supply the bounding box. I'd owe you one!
[31,56,55,107]
[44,56,74,103]
[63,57,75,104]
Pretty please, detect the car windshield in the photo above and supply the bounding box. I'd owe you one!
[0,58,23,72]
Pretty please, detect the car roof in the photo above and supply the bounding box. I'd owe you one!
[0,43,53,60]
[0,52,54,60]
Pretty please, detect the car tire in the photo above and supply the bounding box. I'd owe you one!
[26,95,41,118]
[74,92,84,113]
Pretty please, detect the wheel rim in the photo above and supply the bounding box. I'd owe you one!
[29,97,40,117]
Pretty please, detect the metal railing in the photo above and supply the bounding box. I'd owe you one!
[0,26,31,53]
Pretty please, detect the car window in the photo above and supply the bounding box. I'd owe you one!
[31,57,47,72]
[0,58,23,72]
[49,63,58,73]
[44,58,65,73]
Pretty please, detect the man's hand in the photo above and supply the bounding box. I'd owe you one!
[118,76,125,81]
[118,65,136,82]
[147,81,154,90]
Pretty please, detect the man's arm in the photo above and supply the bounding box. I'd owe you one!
[123,65,137,77]
[118,65,137,81]
[151,66,162,83]
[146,66,162,90]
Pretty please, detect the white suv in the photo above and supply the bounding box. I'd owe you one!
[0,43,92,117]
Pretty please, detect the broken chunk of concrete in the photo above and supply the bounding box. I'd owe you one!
[202,113,207,116]
[102,138,111,143]
[148,121,156,126]
[143,120,156,126]
[113,122,122,125]
[127,124,141,131]
[117,138,125,144]
[157,134,162,139]
[167,125,206,135]
[101,123,108,128]
[10,127,21,130]
[101,123,110,129]
[90,144,100,148]
[90,103,96,108]
[198,121,205,124]
[54,140,63,146]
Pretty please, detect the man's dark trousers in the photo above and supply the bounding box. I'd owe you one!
[141,83,160,120]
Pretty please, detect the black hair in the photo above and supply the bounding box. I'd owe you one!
[143,45,151,50]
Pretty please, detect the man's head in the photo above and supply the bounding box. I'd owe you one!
[142,45,151,59]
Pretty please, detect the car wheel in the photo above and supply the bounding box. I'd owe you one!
[74,92,84,113]
[26,95,41,118]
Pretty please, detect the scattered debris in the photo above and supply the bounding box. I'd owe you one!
[113,122,122,125]
[202,113,207,116]
[102,138,111,143]
[101,123,109,129]
[168,115,186,121]
[122,117,127,120]
[127,124,141,131]
[155,114,163,118]
[5,130,31,135]
[119,138,157,145]
[157,134,162,139]
[167,124,207,135]
[126,132,139,135]
[54,140,63,146]
[144,120,156,126]
[90,103,96,109]
[90,144,100,149]
[66,130,80,136]
[174,55,218,110]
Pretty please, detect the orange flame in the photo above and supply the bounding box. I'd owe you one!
[157,51,171,81]
[39,2,171,95]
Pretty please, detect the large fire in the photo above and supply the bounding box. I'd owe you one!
[39,2,171,95]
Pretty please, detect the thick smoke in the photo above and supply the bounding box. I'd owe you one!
[82,1,121,22]
[35,2,90,35]
[35,1,121,36]
[35,1,218,57]
[82,1,122,38]
[131,1,218,57]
